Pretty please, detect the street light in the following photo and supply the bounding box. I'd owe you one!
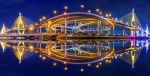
[96,8,100,12]
[53,62,57,66]
[64,12,67,15]
[87,64,91,67]
[80,68,84,72]
[64,67,68,71]
[39,18,42,22]
[42,16,46,20]
[64,6,68,14]
[88,10,91,13]
[42,57,46,60]
[53,10,57,14]
[28,45,34,50]
[108,13,112,17]
[80,4,84,8]
[106,14,109,18]
[29,25,34,31]
[64,6,68,10]
[96,65,100,68]
[99,11,102,15]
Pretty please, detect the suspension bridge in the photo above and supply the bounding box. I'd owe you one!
[0,9,149,40]
[0,8,149,71]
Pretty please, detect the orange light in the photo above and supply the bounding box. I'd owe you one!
[29,26,34,31]
[63,61,67,64]
[42,16,46,20]
[29,45,34,51]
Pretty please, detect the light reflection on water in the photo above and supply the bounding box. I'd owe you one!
[0,39,149,69]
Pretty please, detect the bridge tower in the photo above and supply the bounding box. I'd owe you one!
[14,41,25,64]
[0,24,7,34]
[0,42,7,53]
[145,25,149,37]
[15,13,25,35]
[130,9,136,36]
[131,51,136,68]
[122,8,141,37]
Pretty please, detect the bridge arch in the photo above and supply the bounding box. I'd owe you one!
[39,12,115,34]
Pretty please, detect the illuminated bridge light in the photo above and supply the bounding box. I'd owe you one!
[96,64,100,68]
[96,8,100,12]
[80,68,84,72]
[88,10,91,13]
[80,4,84,8]
[87,64,91,67]
[64,6,68,10]
[99,62,102,65]
[53,62,57,66]
[99,11,102,15]
[64,67,68,71]
[42,16,46,20]
[53,10,57,14]
[0,42,7,53]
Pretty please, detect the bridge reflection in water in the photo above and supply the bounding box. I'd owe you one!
[0,39,148,70]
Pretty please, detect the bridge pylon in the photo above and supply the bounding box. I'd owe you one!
[0,24,7,34]
[145,25,149,37]
[121,8,142,37]
[13,41,25,64]
[15,13,25,35]
[130,9,136,36]
[0,42,7,53]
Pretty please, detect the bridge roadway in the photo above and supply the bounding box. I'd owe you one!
[0,12,142,39]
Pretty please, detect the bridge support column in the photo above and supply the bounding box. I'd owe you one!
[64,18,67,35]
[131,40,135,47]
[39,26,42,33]
[97,20,100,35]
[131,30,135,36]
[64,42,67,58]
[112,26,115,36]
[108,30,110,35]
[46,21,51,33]
[15,41,25,64]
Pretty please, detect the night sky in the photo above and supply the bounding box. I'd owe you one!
[0,0,150,76]
[0,0,150,27]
